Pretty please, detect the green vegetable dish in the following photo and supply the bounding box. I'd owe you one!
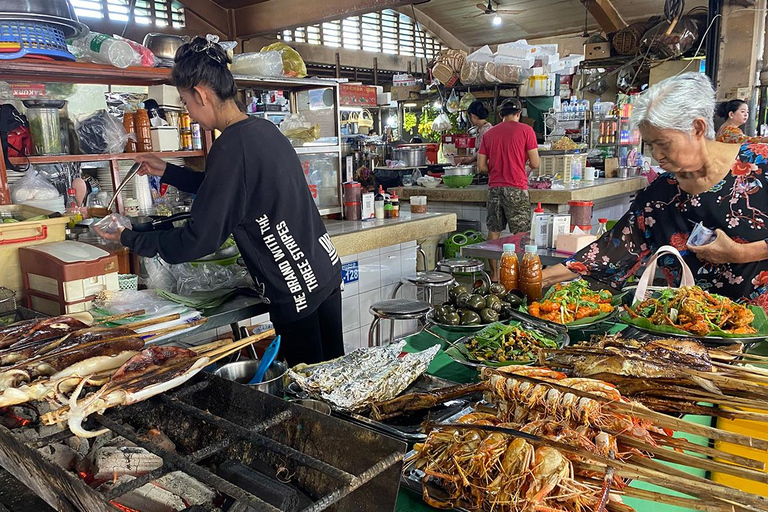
[447,322,561,367]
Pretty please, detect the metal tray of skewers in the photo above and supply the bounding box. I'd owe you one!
[287,374,483,443]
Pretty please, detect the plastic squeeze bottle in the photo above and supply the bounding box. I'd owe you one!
[519,244,543,302]
[374,185,385,219]
[529,202,544,244]
[499,243,519,291]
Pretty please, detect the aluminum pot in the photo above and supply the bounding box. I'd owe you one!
[0,0,87,37]
[142,33,190,61]
[214,360,287,396]
[391,145,427,167]
[443,165,474,176]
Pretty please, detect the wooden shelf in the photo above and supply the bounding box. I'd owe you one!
[9,150,204,165]
[1,59,175,86]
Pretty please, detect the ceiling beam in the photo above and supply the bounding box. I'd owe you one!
[179,0,233,38]
[395,5,470,52]
[232,0,426,39]
[581,0,627,33]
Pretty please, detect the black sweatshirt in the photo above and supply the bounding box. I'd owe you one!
[121,117,342,324]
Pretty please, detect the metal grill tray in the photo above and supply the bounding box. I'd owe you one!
[288,375,482,444]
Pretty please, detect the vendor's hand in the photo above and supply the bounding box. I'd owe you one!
[94,226,126,243]
[687,229,745,265]
[134,153,167,177]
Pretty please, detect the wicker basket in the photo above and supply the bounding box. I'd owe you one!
[118,274,139,291]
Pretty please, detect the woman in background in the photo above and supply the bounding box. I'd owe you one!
[715,99,768,144]
[456,100,493,165]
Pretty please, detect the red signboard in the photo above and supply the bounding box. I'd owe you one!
[339,84,378,107]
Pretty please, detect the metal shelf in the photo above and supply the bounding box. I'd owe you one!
[293,146,341,155]
[317,206,342,216]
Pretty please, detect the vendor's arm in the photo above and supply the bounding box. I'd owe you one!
[688,229,768,264]
[121,149,246,263]
[563,204,653,288]
[133,153,204,194]
[477,154,489,175]
[525,127,540,169]
[542,264,578,288]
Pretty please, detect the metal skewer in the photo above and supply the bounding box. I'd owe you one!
[107,161,141,210]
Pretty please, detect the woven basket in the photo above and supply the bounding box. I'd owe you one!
[118,274,139,291]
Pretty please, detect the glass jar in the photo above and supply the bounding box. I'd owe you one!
[27,107,62,155]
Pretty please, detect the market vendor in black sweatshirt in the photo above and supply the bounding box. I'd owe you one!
[96,36,343,366]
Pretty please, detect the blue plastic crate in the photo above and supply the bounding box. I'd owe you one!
[0,20,74,61]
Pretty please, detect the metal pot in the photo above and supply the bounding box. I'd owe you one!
[214,360,287,396]
[391,145,427,167]
[443,165,474,176]
[616,167,629,179]
[142,33,190,61]
[0,0,87,37]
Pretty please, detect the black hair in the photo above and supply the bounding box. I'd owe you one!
[499,98,522,118]
[172,36,238,101]
[716,99,747,119]
[467,100,489,120]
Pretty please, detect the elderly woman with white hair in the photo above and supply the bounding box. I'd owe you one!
[542,72,768,304]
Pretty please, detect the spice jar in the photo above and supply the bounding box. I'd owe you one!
[568,200,593,232]
[410,196,427,214]
[342,181,362,221]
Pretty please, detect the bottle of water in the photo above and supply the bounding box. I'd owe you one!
[69,32,139,69]
[593,98,601,118]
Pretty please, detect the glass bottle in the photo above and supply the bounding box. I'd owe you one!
[596,218,608,237]
[499,243,519,291]
[135,107,153,152]
[519,244,543,302]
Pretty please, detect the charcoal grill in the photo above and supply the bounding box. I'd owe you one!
[0,372,407,512]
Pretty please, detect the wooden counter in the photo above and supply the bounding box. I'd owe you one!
[325,212,457,257]
[391,177,648,205]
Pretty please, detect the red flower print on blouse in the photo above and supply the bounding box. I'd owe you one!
[753,270,768,286]
[637,214,646,231]
[748,144,768,158]
[566,261,588,274]
[732,161,757,176]
[668,232,690,251]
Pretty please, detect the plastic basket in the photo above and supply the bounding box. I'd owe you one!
[118,274,139,291]
[0,20,74,61]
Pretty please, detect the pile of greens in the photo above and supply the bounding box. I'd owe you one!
[448,322,559,366]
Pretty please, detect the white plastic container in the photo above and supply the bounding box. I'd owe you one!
[150,126,180,151]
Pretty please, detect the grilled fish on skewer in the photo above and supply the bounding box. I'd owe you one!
[0,317,88,350]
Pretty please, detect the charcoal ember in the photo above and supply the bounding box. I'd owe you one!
[154,471,216,507]
[138,428,176,453]
[83,446,163,480]
[101,475,185,512]
[37,443,78,470]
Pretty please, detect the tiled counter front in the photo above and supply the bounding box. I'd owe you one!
[340,241,420,353]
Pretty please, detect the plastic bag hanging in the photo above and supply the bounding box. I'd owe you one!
[446,90,460,113]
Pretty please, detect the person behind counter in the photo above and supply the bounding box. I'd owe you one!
[455,100,493,166]
[542,72,768,304]
[96,36,344,366]
[715,99,768,144]
[478,98,540,282]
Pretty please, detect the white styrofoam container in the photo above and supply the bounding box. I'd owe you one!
[536,53,560,66]
[534,44,559,56]
[150,126,180,151]
[495,54,535,69]
[148,85,182,109]
[544,61,566,74]
[497,42,536,59]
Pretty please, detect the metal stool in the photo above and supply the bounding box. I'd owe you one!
[368,298,432,347]
[436,257,491,289]
[391,271,456,303]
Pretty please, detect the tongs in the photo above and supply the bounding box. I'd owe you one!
[107,161,141,210]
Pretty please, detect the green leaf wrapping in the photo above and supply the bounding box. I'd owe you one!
[618,305,768,339]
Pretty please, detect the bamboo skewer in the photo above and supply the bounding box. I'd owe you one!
[90,310,147,325]
[495,371,768,450]
[649,432,765,470]
[141,318,207,341]
[123,313,182,330]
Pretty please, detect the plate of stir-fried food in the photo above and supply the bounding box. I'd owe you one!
[620,286,768,340]
[526,280,619,328]
[446,322,567,367]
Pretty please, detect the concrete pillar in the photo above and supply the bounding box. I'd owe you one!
[716,0,767,100]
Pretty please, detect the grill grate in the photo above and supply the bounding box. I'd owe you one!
[0,373,406,512]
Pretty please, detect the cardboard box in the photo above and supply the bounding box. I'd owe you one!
[585,42,610,61]
[390,85,421,101]
[556,232,596,254]
[148,85,181,109]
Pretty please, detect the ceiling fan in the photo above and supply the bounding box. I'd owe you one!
[473,0,523,18]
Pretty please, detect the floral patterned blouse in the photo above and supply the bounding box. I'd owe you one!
[716,124,762,144]
[566,143,768,305]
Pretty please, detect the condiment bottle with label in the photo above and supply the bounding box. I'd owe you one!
[135,107,153,152]
[374,185,385,219]
[65,188,83,226]
[529,202,544,244]
[519,244,543,302]
[384,194,393,218]
[596,218,608,237]
[499,243,518,291]
[391,192,400,218]
[123,111,137,152]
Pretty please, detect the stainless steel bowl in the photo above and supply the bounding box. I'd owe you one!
[214,360,287,396]
[443,165,474,176]
[142,33,190,61]
[0,0,87,37]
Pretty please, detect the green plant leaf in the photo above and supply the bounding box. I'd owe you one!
[618,306,768,338]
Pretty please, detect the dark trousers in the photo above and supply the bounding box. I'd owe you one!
[273,287,344,366]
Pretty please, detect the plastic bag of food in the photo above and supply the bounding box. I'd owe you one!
[75,110,128,154]
[10,169,60,203]
[260,42,307,78]
[459,91,476,110]
[114,35,158,67]
[92,213,132,234]
[231,51,284,76]
[431,112,452,132]
[640,14,706,58]
[446,90,460,113]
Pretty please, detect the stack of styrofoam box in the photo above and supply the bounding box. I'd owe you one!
[560,54,585,76]
[496,40,537,70]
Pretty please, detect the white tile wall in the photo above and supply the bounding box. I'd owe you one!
[358,255,381,293]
